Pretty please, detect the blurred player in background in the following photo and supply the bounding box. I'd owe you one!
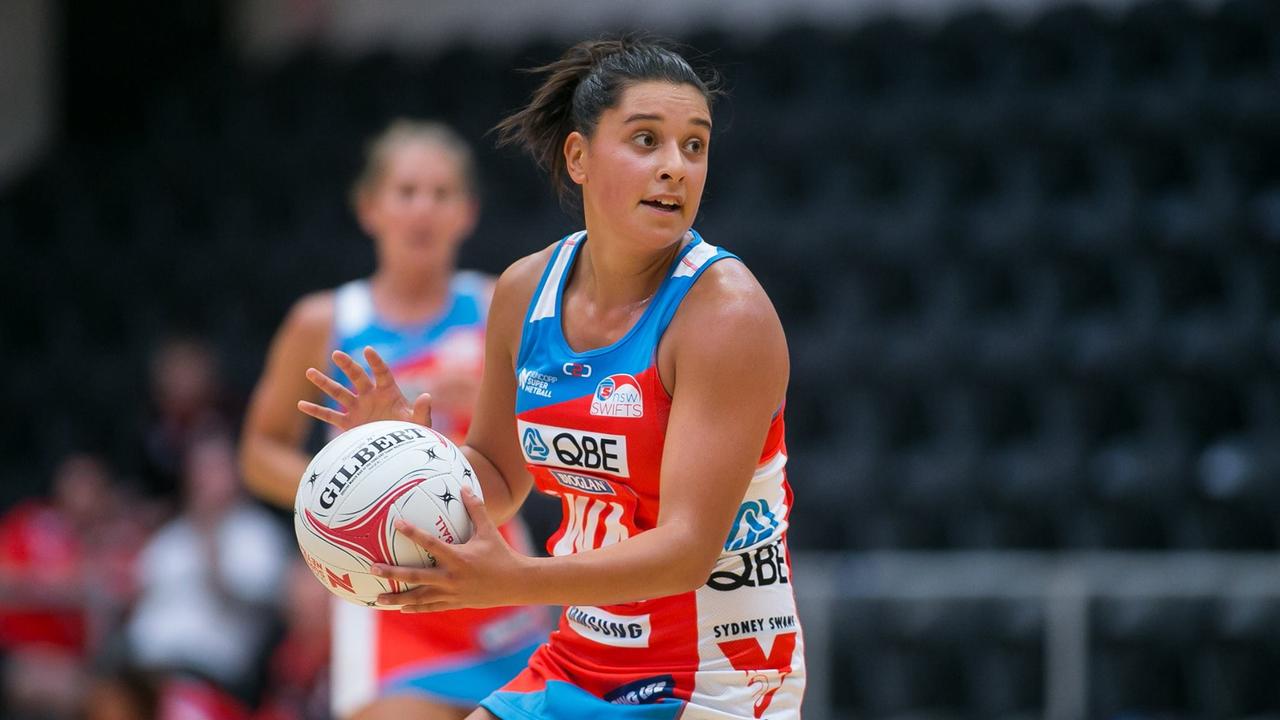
[300,39,804,720]
[240,120,548,720]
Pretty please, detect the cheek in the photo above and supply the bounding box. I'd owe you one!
[593,148,649,203]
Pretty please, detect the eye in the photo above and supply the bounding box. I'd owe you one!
[633,131,657,148]
[685,138,706,154]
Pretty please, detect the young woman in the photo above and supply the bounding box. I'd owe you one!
[240,120,549,720]
[301,39,804,719]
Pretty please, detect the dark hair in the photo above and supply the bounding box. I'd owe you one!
[494,36,721,202]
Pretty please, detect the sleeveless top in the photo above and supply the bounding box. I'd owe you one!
[511,230,804,718]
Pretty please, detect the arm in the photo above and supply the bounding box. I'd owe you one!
[377,260,790,610]
[239,292,334,508]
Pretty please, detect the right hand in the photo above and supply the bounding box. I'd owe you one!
[297,347,433,432]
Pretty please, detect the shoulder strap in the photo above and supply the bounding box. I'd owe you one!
[333,279,374,341]
[527,231,586,325]
[648,231,739,336]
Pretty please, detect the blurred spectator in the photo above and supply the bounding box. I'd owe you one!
[125,432,288,714]
[139,337,238,499]
[0,453,146,720]
[252,561,330,720]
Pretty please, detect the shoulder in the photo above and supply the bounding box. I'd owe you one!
[283,290,335,335]
[263,290,335,367]
[681,257,783,340]
[489,242,561,323]
[668,256,789,386]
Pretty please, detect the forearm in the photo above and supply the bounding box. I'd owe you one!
[461,445,529,525]
[513,523,713,607]
[239,435,310,509]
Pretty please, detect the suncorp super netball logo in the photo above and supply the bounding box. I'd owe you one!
[590,373,643,418]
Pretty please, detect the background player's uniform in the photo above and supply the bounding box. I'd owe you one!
[327,272,549,716]
[482,232,805,720]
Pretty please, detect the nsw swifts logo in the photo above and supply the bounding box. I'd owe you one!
[590,374,643,418]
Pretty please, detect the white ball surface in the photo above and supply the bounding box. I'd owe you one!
[294,420,479,608]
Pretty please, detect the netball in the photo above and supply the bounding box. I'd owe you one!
[293,420,479,608]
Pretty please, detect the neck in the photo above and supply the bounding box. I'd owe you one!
[575,229,685,310]
[369,263,453,324]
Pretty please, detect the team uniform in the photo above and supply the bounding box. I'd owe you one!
[481,231,805,719]
[327,272,550,716]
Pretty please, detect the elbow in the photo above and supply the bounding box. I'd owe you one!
[669,532,724,595]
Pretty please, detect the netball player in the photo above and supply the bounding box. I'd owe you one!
[240,120,549,720]
[301,39,804,719]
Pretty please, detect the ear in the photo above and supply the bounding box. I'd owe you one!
[564,131,588,186]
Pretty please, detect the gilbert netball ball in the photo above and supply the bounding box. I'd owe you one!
[294,420,479,608]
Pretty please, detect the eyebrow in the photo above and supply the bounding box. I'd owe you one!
[624,113,713,130]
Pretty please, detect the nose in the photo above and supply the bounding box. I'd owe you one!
[656,141,686,184]
[413,191,439,216]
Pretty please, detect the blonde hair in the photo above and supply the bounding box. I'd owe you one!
[349,119,477,210]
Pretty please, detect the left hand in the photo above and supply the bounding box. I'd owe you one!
[372,487,530,612]
[298,347,433,432]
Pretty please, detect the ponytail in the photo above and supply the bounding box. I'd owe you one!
[494,36,721,204]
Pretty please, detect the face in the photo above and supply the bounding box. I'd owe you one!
[358,140,478,274]
[566,81,711,251]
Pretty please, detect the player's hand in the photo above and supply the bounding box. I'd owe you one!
[371,487,528,611]
[297,347,433,431]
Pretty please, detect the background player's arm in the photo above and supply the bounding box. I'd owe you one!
[240,292,334,508]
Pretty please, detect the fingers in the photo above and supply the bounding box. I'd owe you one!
[371,563,446,586]
[460,486,496,535]
[375,583,450,608]
[332,350,374,394]
[395,518,459,556]
[304,368,357,408]
[412,393,434,428]
[365,347,398,391]
[297,400,347,428]
[401,601,458,613]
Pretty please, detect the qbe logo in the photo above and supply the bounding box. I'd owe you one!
[517,420,630,477]
[522,427,550,462]
[724,499,781,551]
[590,373,643,418]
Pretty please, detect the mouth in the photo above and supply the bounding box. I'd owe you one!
[640,198,682,214]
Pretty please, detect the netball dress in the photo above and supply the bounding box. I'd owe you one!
[327,272,549,716]
[482,232,805,720]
